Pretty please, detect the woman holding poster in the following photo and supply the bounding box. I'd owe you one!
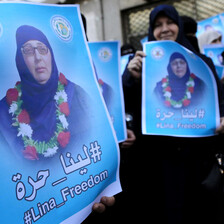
[0,25,91,160]
[122,4,224,224]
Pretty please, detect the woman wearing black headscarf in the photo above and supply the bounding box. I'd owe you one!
[0,25,91,160]
[122,4,224,223]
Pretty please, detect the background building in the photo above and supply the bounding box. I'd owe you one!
[76,0,224,49]
[2,0,224,49]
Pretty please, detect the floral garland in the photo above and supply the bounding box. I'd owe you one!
[162,73,196,108]
[6,73,70,160]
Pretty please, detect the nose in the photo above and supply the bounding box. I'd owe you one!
[176,62,181,67]
[34,48,41,60]
[161,23,169,32]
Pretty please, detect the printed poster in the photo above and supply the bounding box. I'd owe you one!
[88,41,127,142]
[142,41,220,137]
[121,53,133,76]
[203,44,224,79]
[0,3,121,224]
[197,13,224,44]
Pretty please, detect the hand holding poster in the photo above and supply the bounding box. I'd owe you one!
[0,3,121,223]
[142,41,220,137]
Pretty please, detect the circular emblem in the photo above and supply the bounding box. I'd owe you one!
[98,47,112,62]
[51,16,72,42]
[207,50,214,58]
[212,18,219,24]
[151,46,164,59]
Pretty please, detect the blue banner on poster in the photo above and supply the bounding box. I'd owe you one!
[0,3,121,224]
[142,41,220,137]
[88,41,127,142]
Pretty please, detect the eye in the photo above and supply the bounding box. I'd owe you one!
[167,19,175,25]
[154,22,162,28]
[37,45,48,55]
[22,45,34,55]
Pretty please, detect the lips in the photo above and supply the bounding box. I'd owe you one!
[36,67,46,73]
[161,35,173,40]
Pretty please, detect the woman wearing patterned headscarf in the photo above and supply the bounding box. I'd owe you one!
[0,25,91,160]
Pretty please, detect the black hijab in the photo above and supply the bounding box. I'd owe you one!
[148,4,196,53]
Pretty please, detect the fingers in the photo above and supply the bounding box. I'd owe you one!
[92,196,115,213]
[135,50,146,58]
[100,196,115,206]
[120,129,136,148]
[92,202,106,213]
[126,129,136,140]
[127,51,146,79]
[216,117,224,134]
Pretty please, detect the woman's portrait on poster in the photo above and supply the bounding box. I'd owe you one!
[154,52,206,109]
[0,25,92,161]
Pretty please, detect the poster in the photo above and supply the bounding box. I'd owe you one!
[0,3,121,223]
[120,53,133,75]
[88,41,127,142]
[203,44,224,79]
[197,13,224,43]
[142,41,220,137]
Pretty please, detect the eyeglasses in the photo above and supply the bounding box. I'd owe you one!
[21,44,49,56]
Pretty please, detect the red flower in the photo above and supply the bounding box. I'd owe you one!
[162,78,168,83]
[18,109,30,124]
[164,100,171,107]
[183,99,191,107]
[98,79,104,85]
[23,146,39,160]
[59,73,67,85]
[6,88,19,105]
[15,81,21,86]
[57,131,70,148]
[188,86,194,93]
[190,73,196,79]
[59,102,70,116]
[165,86,171,92]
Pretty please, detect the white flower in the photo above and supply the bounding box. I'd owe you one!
[59,114,69,129]
[186,80,195,87]
[17,123,33,138]
[164,91,171,98]
[54,90,68,102]
[162,83,167,88]
[186,91,191,99]
[43,146,58,157]
[173,103,182,108]
[98,85,103,94]
[9,102,18,115]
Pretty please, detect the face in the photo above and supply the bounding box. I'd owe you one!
[22,40,52,85]
[170,58,187,78]
[153,16,179,41]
